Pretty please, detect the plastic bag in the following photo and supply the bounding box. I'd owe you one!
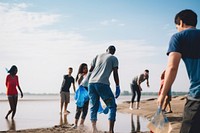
[98,101,109,114]
[74,86,89,107]
[147,106,172,133]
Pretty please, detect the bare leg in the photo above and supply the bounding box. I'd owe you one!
[5,97,15,119]
[129,102,133,110]
[109,120,115,133]
[11,96,18,119]
[60,101,64,114]
[74,118,78,126]
[167,102,172,112]
[80,119,85,125]
[135,102,140,109]
[64,102,68,114]
[92,120,98,133]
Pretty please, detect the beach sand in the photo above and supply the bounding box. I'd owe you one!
[4,96,186,133]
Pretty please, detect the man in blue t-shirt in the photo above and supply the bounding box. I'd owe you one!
[157,9,200,133]
[88,45,121,133]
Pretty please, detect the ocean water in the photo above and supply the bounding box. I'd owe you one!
[0,95,155,132]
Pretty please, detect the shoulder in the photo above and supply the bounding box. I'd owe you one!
[70,76,75,81]
[108,54,118,61]
[63,75,69,79]
[172,28,200,39]
[139,73,144,77]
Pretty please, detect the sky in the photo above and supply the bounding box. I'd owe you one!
[0,0,200,94]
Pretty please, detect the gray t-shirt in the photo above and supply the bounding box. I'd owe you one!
[131,74,148,85]
[89,53,118,85]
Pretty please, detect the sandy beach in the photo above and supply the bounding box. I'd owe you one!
[117,96,185,133]
[2,95,186,133]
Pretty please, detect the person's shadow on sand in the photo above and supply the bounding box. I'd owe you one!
[131,114,141,133]
[6,119,16,131]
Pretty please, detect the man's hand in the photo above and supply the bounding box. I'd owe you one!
[115,86,121,98]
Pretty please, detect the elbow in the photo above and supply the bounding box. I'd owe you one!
[168,65,178,73]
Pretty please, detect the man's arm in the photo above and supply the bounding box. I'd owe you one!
[73,82,76,92]
[113,67,119,86]
[158,52,181,106]
[146,79,150,87]
[137,75,142,91]
[113,67,120,98]
[89,66,94,72]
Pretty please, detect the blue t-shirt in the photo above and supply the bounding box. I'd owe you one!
[167,28,200,99]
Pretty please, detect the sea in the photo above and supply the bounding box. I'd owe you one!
[0,94,157,132]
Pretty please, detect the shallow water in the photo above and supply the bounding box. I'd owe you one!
[0,95,153,132]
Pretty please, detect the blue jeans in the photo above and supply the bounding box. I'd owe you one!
[88,83,117,121]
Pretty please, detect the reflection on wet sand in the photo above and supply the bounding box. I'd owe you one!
[131,114,141,133]
[6,119,16,131]
[60,114,68,126]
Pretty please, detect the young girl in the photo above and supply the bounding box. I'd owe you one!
[5,65,23,119]
[73,63,89,128]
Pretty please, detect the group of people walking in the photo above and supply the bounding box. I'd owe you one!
[4,9,200,133]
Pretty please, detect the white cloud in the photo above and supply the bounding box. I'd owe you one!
[0,3,60,33]
[100,20,109,25]
[100,18,124,27]
[0,2,189,94]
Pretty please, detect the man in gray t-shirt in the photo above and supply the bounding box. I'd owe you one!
[88,45,120,133]
[130,70,150,110]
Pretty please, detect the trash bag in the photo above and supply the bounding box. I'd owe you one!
[74,85,89,107]
[147,106,172,133]
[98,101,109,114]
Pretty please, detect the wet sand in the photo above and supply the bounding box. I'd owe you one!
[2,96,185,133]
[117,95,185,133]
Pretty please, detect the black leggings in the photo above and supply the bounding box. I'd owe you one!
[130,84,141,103]
[75,100,89,120]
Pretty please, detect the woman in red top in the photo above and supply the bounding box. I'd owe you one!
[5,65,23,119]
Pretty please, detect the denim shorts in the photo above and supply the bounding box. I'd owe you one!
[88,83,117,121]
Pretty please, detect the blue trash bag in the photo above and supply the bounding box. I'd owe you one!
[98,101,109,114]
[147,106,172,133]
[74,86,89,107]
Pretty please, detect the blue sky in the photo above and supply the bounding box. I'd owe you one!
[0,0,200,94]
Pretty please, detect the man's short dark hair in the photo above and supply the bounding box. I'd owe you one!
[175,9,197,27]
[107,45,116,54]
[68,67,73,70]
[145,69,149,73]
